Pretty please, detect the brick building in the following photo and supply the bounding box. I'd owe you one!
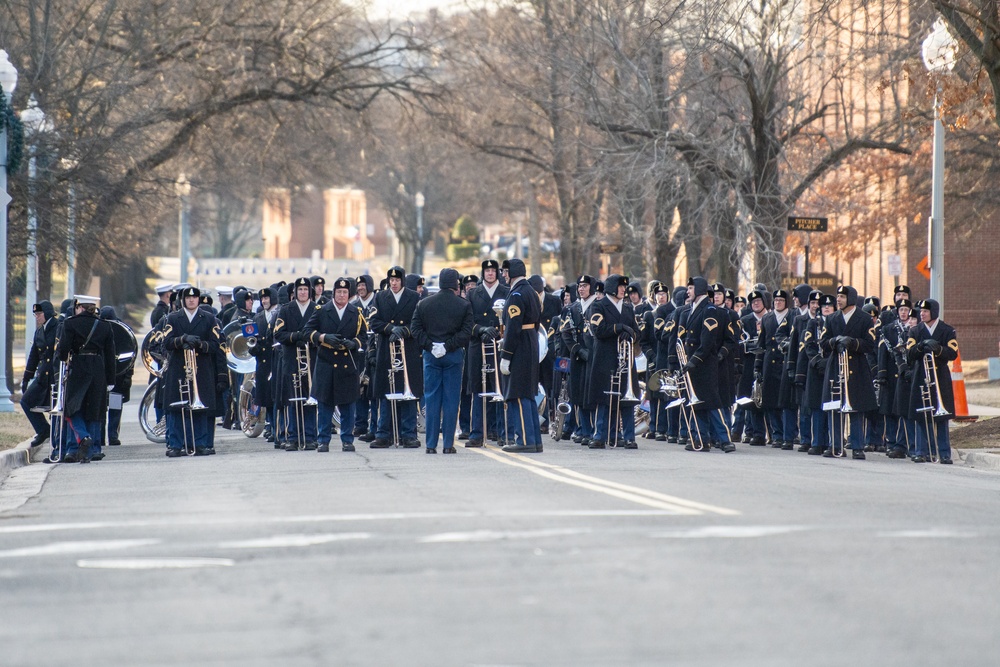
[261,186,391,261]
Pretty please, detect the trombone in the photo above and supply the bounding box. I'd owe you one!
[479,338,506,446]
[917,351,950,462]
[170,348,207,455]
[822,347,853,457]
[605,338,638,447]
[44,359,69,463]
[386,338,417,447]
[674,340,705,451]
[287,346,315,450]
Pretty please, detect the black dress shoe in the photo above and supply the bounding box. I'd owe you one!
[666,435,678,444]
[623,441,638,450]
[807,446,824,455]
[78,437,93,463]
[655,433,666,441]
[443,447,457,454]
[425,447,437,454]
[108,439,121,447]
[62,453,79,463]
[852,450,866,460]
[822,449,834,458]
[749,436,766,446]
[457,431,470,440]
[678,437,689,445]
[685,442,710,451]
[316,443,330,452]
[535,444,543,452]
[352,427,368,437]
[642,431,656,439]
[588,440,606,449]
[165,449,184,458]
[887,447,907,459]
[781,441,795,450]
[91,452,106,461]
[206,448,216,455]
[797,443,811,452]
[274,441,285,449]
[572,434,583,443]
[721,442,736,453]
[465,438,483,448]
[304,441,318,451]
[370,438,391,449]
[939,457,953,465]
[194,448,211,456]
[502,444,538,453]
[912,455,929,463]
[30,433,49,447]
[284,442,301,451]
[772,440,784,448]
[359,432,376,443]
[402,439,421,449]
[342,443,356,452]
[580,438,591,447]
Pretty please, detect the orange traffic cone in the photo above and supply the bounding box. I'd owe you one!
[952,351,969,416]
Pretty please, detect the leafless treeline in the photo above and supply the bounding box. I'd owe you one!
[2,0,996,298]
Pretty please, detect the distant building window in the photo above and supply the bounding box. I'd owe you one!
[367,224,375,237]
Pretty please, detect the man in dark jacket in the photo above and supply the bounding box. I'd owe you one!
[411,268,474,453]
[498,259,543,453]
[304,278,367,452]
[58,296,117,463]
[22,301,58,447]
[150,284,173,328]
[905,298,958,464]
[273,278,319,450]
[465,260,510,447]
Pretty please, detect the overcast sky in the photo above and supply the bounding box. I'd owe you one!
[362,0,465,19]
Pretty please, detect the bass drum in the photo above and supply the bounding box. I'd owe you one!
[110,320,138,380]
[139,379,167,444]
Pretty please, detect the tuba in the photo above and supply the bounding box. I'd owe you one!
[224,320,257,374]
[141,329,167,378]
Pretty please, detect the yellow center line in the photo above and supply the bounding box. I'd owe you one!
[474,446,740,516]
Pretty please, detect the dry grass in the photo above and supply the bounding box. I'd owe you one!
[0,410,35,452]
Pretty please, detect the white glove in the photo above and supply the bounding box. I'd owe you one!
[431,342,446,358]
[107,385,115,392]
[500,358,511,375]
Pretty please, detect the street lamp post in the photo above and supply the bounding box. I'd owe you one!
[414,191,424,275]
[62,158,78,298]
[0,50,18,411]
[176,173,191,284]
[922,17,957,318]
[21,95,50,351]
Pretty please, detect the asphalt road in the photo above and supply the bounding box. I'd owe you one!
[1,406,999,667]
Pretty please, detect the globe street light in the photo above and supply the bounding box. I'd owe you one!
[21,94,51,351]
[0,49,18,411]
[922,17,957,317]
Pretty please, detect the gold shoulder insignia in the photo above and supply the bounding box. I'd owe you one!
[368,307,378,318]
[803,331,812,341]
[868,327,876,340]
[678,326,686,337]
[665,321,675,332]
[654,318,665,331]
[819,327,826,339]
[906,337,916,350]
[948,339,959,352]
[727,322,735,336]
[590,313,604,327]
[798,342,805,352]
[316,304,322,310]
[508,304,521,319]
[704,318,718,332]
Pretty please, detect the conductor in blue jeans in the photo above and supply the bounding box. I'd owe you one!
[411,268,475,454]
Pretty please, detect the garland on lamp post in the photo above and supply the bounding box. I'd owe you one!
[0,84,25,175]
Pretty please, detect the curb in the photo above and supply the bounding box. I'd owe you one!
[956,448,1000,472]
[0,437,39,483]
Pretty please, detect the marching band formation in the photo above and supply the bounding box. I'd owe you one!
[20,259,961,466]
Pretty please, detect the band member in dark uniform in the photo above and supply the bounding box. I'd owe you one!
[561,275,599,444]
[274,277,319,450]
[457,274,481,439]
[710,283,739,432]
[304,277,366,452]
[58,296,117,463]
[22,301,58,447]
[818,285,878,459]
[498,259,543,452]
[876,300,907,458]
[161,287,225,456]
[465,260,509,448]
[311,275,328,305]
[150,284,173,328]
[664,286,692,445]
[905,298,958,464]
[411,268,474,453]
[789,287,819,451]
[369,267,423,449]
[586,275,640,449]
[647,283,673,440]
[351,274,377,440]
[802,294,835,455]
[250,286,279,443]
[532,275,562,433]
[736,290,767,445]
[681,278,736,452]
[755,289,794,448]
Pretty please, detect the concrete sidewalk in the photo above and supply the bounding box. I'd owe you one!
[0,437,42,482]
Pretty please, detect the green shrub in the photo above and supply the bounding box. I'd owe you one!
[452,215,479,242]
[446,241,482,261]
